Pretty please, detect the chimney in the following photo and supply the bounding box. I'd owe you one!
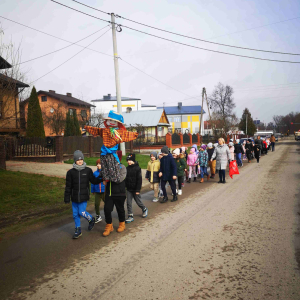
[103,94,111,100]
[178,102,182,110]
[66,93,72,97]
[49,90,55,93]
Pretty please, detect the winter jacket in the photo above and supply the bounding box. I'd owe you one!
[211,144,231,170]
[106,180,126,197]
[145,159,160,183]
[125,162,142,192]
[229,146,235,161]
[159,153,177,181]
[262,140,268,149]
[175,154,187,177]
[91,169,106,193]
[270,136,276,143]
[207,148,215,161]
[187,152,198,166]
[245,143,253,152]
[255,139,263,149]
[195,150,208,167]
[234,144,244,155]
[64,166,102,203]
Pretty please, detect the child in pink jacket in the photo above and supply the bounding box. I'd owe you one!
[187,148,198,183]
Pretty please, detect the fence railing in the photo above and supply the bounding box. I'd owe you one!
[14,137,56,156]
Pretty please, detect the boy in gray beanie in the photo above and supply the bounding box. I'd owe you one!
[64,150,103,239]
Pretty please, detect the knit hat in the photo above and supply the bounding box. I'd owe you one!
[207,143,213,148]
[236,139,240,144]
[74,150,84,162]
[229,139,233,142]
[96,158,101,165]
[173,148,180,156]
[126,153,135,162]
[248,138,252,142]
[200,145,207,150]
[150,151,157,159]
[190,148,195,153]
[181,146,186,152]
[161,146,169,154]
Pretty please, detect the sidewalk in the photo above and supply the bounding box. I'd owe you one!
[6,161,150,188]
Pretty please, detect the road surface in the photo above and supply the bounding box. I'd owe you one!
[1,139,299,300]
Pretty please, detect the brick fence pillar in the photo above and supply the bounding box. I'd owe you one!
[166,132,172,149]
[179,133,183,147]
[55,136,64,162]
[88,135,94,157]
[197,133,201,145]
[0,137,6,170]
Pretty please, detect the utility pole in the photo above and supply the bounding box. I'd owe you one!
[199,88,205,136]
[111,13,125,155]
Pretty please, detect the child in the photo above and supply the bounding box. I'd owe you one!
[172,148,187,195]
[195,145,209,183]
[242,141,247,160]
[145,152,161,202]
[187,147,198,183]
[228,142,235,161]
[91,159,106,223]
[125,153,148,223]
[157,152,164,198]
[159,146,177,203]
[64,150,103,239]
[234,139,244,167]
[207,143,216,179]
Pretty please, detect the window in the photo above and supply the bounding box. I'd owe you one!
[81,110,87,119]
[41,96,47,102]
[69,108,76,116]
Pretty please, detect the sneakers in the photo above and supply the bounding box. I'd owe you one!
[73,227,82,239]
[95,215,102,223]
[88,217,95,231]
[142,208,148,218]
[125,215,134,223]
[178,189,182,196]
[153,197,159,202]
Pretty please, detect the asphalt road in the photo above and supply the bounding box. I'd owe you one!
[1,139,300,300]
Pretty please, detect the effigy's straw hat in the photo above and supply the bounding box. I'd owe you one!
[104,110,124,124]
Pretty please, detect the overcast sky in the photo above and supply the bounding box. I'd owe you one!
[1,0,300,123]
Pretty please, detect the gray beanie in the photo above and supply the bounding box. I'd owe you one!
[74,150,84,162]
[150,151,157,159]
[161,146,169,154]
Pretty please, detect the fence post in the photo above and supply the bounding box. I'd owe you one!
[166,132,172,149]
[55,136,64,162]
[179,133,183,147]
[0,137,6,170]
[88,135,93,158]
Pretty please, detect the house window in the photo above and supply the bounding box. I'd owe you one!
[41,96,47,102]
[81,110,87,119]
[69,108,76,116]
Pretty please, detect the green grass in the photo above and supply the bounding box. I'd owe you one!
[64,153,151,169]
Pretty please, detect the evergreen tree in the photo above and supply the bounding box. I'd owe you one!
[239,108,256,136]
[73,112,81,136]
[64,111,71,136]
[26,86,45,138]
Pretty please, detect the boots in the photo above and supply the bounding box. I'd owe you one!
[200,178,204,183]
[171,195,178,202]
[210,174,215,179]
[187,178,191,183]
[207,174,210,181]
[73,227,82,239]
[117,221,125,233]
[160,196,168,203]
[103,223,114,237]
[193,177,197,182]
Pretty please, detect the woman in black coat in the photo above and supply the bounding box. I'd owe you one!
[245,139,253,163]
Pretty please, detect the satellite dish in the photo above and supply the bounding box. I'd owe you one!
[50,108,54,113]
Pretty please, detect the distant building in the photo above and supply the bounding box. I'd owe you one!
[157,102,205,134]
[90,94,157,115]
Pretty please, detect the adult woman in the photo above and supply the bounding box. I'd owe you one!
[245,139,253,163]
[211,138,231,184]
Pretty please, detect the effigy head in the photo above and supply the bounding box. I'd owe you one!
[104,110,124,128]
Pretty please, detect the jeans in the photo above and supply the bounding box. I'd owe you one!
[161,179,176,197]
[200,166,209,178]
[271,142,275,151]
[218,169,226,182]
[72,202,93,228]
[127,191,146,215]
[104,195,126,224]
[236,153,242,166]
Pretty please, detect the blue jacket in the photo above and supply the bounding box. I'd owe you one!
[195,150,208,167]
[91,169,106,193]
[159,153,177,181]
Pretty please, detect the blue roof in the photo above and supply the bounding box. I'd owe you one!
[157,105,205,115]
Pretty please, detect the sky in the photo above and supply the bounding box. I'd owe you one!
[1,0,300,123]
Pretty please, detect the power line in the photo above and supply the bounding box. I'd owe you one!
[0,15,113,58]
[14,25,109,66]
[72,0,300,56]
[49,1,300,64]
[30,27,111,84]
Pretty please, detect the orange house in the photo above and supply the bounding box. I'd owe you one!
[21,90,95,136]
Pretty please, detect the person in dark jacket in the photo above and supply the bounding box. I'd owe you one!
[245,139,253,163]
[102,164,127,237]
[159,146,177,203]
[64,150,103,239]
[234,139,245,167]
[254,136,263,157]
[125,153,148,224]
[207,143,216,179]
[172,148,187,196]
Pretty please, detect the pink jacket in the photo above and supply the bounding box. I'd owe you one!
[187,153,198,166]
[229,146,234,160]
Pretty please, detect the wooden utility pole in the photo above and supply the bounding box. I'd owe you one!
[199,88,205,136]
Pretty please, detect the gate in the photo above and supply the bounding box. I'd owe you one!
[183,133,190,144]
[172,133,180,145]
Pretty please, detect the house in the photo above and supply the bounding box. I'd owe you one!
[90,94,157,115]
[21,90,95,136]
[0,56,29,135]
[157,102,206,134]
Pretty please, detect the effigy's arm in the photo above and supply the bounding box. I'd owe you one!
[84,126,103,137]
[120,130,139,142]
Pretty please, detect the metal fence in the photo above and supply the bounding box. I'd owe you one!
[13,137,56,156]
[183,133,190,144]
[172,133,180,144]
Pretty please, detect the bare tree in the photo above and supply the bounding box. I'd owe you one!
[208,82,236,134]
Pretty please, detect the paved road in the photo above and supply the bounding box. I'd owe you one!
[1,140,300,300]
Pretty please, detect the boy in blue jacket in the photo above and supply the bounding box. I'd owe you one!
[91,159,106,223]
[158,146,177,203]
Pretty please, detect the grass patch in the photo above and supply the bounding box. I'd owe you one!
[64,153,151,169]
